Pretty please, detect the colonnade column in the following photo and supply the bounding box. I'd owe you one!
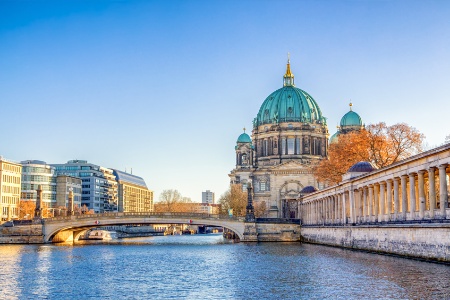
[428,167,436,219]
[379,182,385,222]
[393,178,399,221]
[337,194,341,225]
[334,195,338,224]
[368,186,374,222]
[358,188,363,223]
[342,193,347,224]
[373,184,379,220]
[363,187,368,223]
[439,165,448,219]
[349,190,355,224]
[386,179,392,221]
[409,173,416,220]
[418,171,426,219]
[401,175,408,220]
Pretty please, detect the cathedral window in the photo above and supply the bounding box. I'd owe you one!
[260,182,266,191]
[281,138,286,155]
[264,140,268,156]
[287,138,295,154]
[241,154,248,165]
[242,183,247,191]
[295,138,301,154]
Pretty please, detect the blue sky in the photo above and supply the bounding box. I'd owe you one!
[1,0,449,202]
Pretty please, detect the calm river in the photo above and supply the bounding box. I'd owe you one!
[1,234,449,299]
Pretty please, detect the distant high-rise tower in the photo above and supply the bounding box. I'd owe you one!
[202,190,215,204]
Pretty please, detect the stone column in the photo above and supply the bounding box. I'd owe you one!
[393,178,400,221]
[334,195,338,224]
[401,175,408,220]
[428,167,436,219]
[368,186,374,222]
[363,187,368,223]
[418,170,426,220]
[379,182,385,223]
[349,190,355,224]
[68,189,74,216]
[35,184,43,219]
[337,194,341,225]
[374,184,379,220]
[342,192,347,224]
[409,173,416,220]
[358,188,363,223]
[439,164,448,219]
[386,179,392,221]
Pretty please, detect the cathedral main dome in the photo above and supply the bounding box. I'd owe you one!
[255,60,326,127]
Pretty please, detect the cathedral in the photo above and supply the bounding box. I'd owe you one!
[229,58,363,219]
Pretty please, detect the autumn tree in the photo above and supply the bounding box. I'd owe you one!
[313,122,425,185]
[18,200,36,219]
[219,184,248,217]
[155,189,193,213]
[313,131,370,184]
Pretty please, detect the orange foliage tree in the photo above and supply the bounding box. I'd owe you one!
[219,184,247,217]
[18,200,36,219]
[313,122,425,185]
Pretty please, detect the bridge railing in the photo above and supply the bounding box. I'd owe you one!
[43,212,245,223]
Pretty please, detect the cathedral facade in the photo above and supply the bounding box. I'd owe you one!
[229,60,329,218]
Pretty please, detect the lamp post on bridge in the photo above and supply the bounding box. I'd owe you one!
[245,181,255,222]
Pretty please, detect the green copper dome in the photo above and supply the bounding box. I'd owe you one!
[255,60,326,127]
[330,131,339,144]
[237,132,251,143]
[340,103,362,128]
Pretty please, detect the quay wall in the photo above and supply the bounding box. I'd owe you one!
[243,222,301,242]
[301,225,450,262]
[0,225,44,244]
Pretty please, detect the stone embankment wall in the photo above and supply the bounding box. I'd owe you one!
[301,225,450,262]
[243,223,301,242]
[0,225,44,244]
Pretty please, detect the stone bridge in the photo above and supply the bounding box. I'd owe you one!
[41,212,301,243]
[43,212,246,243]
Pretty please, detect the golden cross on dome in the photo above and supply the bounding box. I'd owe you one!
[243,127,246,133]
[349,101,353,111]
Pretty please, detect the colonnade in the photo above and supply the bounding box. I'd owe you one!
[302,164,449,225]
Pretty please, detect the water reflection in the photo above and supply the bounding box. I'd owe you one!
[0,236,450,299]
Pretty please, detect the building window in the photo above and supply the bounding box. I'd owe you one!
[281,138,286,155]
[287,138,295,154]
[260,182,266,191]
[295,138,301,154]
[242,183,247,191]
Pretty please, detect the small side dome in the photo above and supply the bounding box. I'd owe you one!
[237,132,251,143]
[348,161,377,173]
[340,111,362,127]
[329,131,339,144]
[301,186,317,193]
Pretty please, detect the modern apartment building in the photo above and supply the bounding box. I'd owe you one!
[21,160,57,207]
[56,175,82,209]
[52,160,118,213]
[202,190,215,204]
[0,156,22,221]
[112,169,153,213]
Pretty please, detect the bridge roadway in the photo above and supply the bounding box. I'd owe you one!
[44,212,246,243]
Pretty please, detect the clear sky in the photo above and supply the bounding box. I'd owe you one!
[1,0,449,202]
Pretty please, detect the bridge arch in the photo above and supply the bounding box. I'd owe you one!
[43,213,246,243]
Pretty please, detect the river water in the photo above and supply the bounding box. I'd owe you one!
[1,234,449,299]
